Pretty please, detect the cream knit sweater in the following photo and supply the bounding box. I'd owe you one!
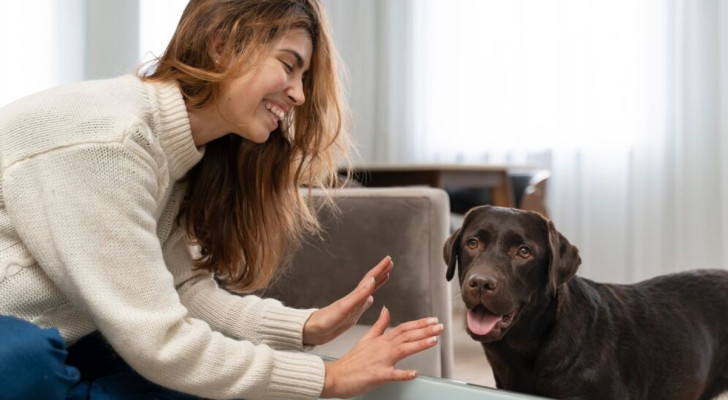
[0,75,325,400]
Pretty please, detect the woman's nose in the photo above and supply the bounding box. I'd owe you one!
[286,78,305,106]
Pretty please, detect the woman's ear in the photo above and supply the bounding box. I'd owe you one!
[207,32,226,66]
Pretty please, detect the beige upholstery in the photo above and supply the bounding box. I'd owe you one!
[519,170,550,217]
[262,187,454,379]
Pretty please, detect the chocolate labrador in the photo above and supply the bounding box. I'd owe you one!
[444,205,728,400]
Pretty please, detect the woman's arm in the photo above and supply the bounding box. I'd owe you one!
[3,136,325,400]
[165,222,317,352]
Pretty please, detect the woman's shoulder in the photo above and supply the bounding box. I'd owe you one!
[1,75,145,113]
[0,75,190,167]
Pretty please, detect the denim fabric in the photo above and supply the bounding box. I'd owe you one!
[0,315,81,399]
[0,315,204,400]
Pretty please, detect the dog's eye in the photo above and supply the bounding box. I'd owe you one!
[517,246,532,258]
[466,238,479,249]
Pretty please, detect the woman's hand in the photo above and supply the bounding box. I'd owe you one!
[319,306,444,399]
[302,256,393,346]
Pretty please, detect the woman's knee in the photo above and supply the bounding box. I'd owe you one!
[0,315,80,399]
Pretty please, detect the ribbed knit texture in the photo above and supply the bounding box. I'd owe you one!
[0,75,325,400]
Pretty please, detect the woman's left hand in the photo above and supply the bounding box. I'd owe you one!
[302,255,393,346]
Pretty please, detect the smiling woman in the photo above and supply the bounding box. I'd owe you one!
[192,28,312,145]
[0,1,444,399]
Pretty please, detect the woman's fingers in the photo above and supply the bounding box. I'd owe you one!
[391,334,440,361]
[389,369,418,381]
[361,312,442,350]
[319,310,443,399]
[374,272,390,291]
[362,312,442,361]
[360,295,374,313]
[389,322,444,348]
[361,306,390,341]
[384,316,440,341]
[342,256,394,313]
[351,276,376,304]
[359,256,393,291]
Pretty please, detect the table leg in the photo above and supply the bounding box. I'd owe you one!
[490,171,515,208]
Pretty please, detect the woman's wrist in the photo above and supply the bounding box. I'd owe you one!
[302,310,321,346]
[320,360,338,398]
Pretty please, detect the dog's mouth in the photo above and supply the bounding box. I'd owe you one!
[466,304,520,340]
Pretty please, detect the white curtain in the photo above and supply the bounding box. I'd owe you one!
[325,0,728,283]
[324,0,422,164]
[3,1,725,283]
[0,0,179,108]
[0,1,85,107]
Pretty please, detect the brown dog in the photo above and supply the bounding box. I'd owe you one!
[444,205,728,400]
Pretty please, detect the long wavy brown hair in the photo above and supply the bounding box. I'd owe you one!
[140,0,350,293]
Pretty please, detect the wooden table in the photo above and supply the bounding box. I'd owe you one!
[344,164,537,208]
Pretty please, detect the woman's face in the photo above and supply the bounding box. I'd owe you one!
[216,28,312,143]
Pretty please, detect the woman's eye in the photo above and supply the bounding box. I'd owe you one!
[517,246,532,258]
[281,61,294,73]
[466,238,479,249]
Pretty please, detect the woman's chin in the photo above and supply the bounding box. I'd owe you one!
[233,129,272,144]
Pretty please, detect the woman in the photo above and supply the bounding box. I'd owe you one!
[0,0,443,399]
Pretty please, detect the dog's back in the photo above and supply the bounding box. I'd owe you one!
[539,270,728,400]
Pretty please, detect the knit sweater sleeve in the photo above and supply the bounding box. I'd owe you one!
[2,132,325,400]
[164,224,318,352]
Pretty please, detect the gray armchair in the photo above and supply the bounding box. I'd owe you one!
[263,187,454,379]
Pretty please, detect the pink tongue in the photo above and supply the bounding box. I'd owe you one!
[467,308,502,335]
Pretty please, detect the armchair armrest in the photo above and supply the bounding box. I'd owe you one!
[263,187,454,378]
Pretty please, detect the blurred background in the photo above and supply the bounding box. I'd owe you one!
[1,0,726,285]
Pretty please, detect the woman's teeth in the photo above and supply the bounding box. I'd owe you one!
[265,103,285,121]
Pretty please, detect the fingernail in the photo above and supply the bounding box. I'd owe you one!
[433,324,444,333]
[367,277,375,287]
[410,371,418,379]
[426,317,438,325]
[428,336,438,344]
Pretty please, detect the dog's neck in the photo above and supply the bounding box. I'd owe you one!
[482,279,601,392]
[482,288,559,391]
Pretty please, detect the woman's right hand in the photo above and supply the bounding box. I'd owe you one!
[318,306,444,399]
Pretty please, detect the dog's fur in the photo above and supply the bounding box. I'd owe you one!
[444,205,728,400]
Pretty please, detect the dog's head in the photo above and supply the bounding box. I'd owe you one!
[443,206,581,343]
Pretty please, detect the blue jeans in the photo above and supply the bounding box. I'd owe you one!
[0,315,202,400]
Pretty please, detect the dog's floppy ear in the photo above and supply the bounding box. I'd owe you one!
[443,226,463,281]
[546,219,581,294]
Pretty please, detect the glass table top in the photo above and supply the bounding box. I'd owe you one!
[325,375,552,400]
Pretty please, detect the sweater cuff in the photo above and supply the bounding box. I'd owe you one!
[265,351,326,400]
[258,305,317,351]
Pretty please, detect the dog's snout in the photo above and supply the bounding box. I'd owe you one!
[467,273,498,293]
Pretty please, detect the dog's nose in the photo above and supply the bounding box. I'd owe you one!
[467,273,498,293]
